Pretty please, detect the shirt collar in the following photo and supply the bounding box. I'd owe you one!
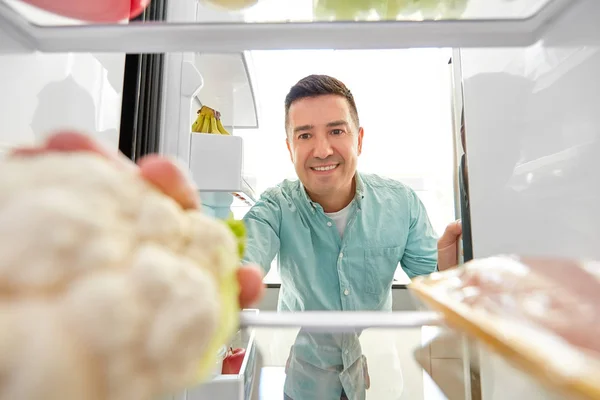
[355,172,365,207]
[297,172,365,212]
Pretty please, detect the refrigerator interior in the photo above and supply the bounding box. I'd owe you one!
[0,0,599,399]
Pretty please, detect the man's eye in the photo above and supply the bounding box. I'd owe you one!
[298,133,311,140]
[331,129,344,135]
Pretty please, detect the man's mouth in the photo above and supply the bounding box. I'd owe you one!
[310,164,339,172]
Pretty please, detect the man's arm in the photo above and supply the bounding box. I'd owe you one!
[242,191,282,275]
[400,188,439,278]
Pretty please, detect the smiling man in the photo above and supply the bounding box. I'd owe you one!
[242,74,461,400]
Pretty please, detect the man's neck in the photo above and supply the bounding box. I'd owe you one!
[307,178,356,213]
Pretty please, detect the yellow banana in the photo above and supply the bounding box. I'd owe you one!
[199,105,213,117]
[192,112,205,133]
[192,109,201,132]
[201,115,211,133]
[193,105,232,135]
[216,118,230,135]
[210,117,220,134]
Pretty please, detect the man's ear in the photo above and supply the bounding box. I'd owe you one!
[286,137,294,162]
[357,127,364,156]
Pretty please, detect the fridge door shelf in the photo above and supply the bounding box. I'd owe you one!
[189,133,257,206]
[0,0,578,54]
[171,309,260,400]
[181,331,258,400]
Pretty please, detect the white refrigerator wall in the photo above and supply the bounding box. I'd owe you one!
[0,2,125,153]
[460,0,600,260]
[0,3,126,154]
[0,50,125,153]
[0,51,125,153]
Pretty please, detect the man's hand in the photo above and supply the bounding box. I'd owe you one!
[437,220,462,271]
[10,131,265,308]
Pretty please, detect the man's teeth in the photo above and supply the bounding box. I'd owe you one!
[312,165,338,171]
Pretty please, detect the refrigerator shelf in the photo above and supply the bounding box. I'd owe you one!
[0,0,577,54]
[239,311,444,331]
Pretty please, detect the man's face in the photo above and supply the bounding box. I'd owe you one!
[286,94,363,199]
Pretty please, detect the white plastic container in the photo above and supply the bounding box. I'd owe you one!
[189,134,243,193]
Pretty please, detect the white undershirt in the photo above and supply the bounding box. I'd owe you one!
[325,201,353,238]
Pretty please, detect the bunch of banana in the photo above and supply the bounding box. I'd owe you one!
[192,105,231,135]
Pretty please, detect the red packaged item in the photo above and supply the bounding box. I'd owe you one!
[18,0,150,22]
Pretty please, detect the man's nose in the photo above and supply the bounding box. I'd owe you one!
[313,136,334,159]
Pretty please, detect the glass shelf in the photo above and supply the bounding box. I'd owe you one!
[4,0,560,26]
[169,310,567,400]
[0,0,576,53]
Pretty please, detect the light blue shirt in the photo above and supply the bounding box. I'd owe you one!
[242,172,438,400]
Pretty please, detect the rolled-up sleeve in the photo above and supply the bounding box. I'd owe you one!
[400,189,439,278]
[242,191,282,274]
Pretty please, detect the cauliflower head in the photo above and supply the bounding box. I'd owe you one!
[0,152,243,400]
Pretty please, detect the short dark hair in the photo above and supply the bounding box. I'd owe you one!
[284,74,360,134]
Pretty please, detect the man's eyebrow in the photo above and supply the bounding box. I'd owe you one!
[326,120,349,128]
[293,120,348,133]
[294,124,313,133]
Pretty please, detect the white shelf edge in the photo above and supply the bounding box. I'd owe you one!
[198,175,257,206]
[0,0,578,53]
[239,311,443,330]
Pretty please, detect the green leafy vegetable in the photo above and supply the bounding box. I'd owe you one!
[223,216,246,259]
[314,0,469,20]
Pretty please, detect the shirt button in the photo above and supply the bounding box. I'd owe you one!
[344,289,349,296]
[344,350,349,355]
[339,252,343,258]
[327,221,332,227]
